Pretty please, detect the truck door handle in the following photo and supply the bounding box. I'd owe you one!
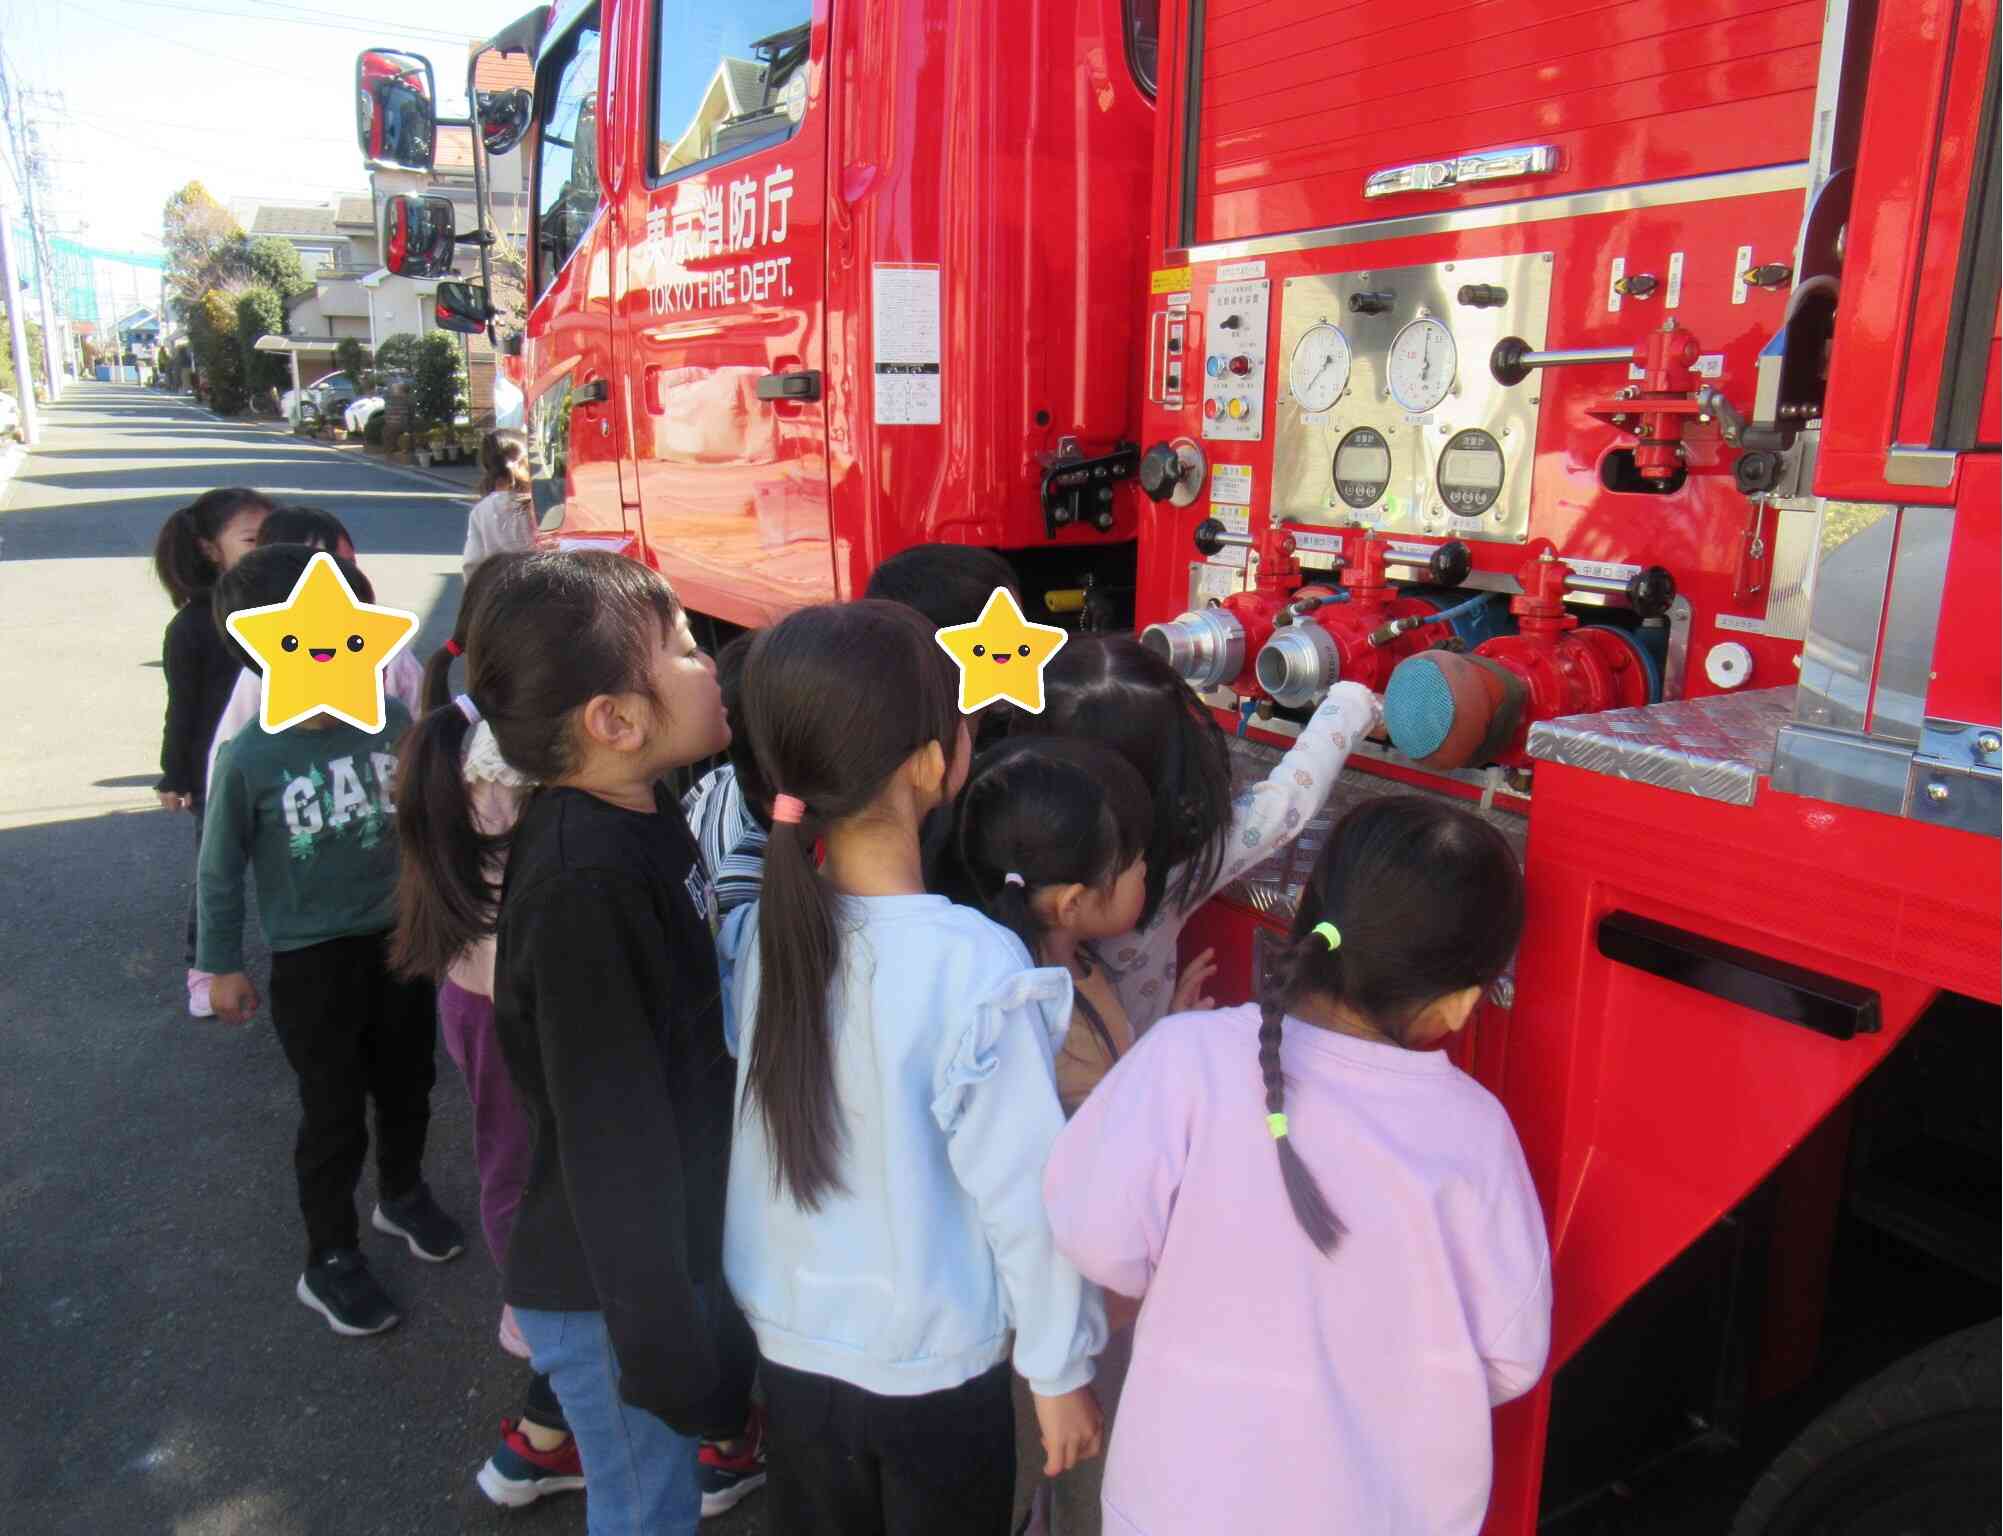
[756,369,822,402]
[575,378,610,405]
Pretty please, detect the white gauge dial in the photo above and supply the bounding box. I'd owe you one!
[1386,316,1458,413]
[1288,322,1352,412]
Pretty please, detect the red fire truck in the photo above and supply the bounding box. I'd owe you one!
[357,0,1998,1528]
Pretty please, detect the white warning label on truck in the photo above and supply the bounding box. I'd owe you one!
[873,263,942,424]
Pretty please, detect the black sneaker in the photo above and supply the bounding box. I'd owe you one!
[296,1248,400,1336]
[372,1181,467,1263]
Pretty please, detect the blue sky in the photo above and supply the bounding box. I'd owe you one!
[4,0,509,252]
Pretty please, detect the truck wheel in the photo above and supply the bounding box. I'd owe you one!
[1731,1320,2000,1536]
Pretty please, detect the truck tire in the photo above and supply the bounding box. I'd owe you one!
[1730,1320,2000,1536]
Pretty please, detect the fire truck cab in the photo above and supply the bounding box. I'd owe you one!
[358,0,1999,1528]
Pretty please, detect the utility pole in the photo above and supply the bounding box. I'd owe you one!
[1,206,42,444]
[0,43,64,400]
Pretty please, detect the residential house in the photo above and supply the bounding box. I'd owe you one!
[231,195,379,385]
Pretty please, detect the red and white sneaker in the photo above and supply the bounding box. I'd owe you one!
[476,1417,584,1508]
[698,1408,767,1517]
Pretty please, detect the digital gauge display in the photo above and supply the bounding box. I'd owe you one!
[1333,425,1392,509]
[1436,428,1505,515]
[1386,316,1457,414]
[1288,323,1352,413]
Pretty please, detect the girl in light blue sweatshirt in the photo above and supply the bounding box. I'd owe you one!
[719,599,1107,1536]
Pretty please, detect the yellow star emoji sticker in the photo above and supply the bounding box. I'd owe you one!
[935,586,1069,714]
[226,552,420,733]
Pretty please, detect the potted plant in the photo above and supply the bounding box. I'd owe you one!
[413,423,434,468]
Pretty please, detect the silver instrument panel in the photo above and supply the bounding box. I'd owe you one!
[1272,253,1553,543]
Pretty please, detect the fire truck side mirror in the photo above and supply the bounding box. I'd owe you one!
[356,48,437,172]
[477,89,534,157]
[433,280,493,337]
[382,195,459,279]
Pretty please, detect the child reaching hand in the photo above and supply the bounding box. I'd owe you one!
[720,600,1107,1536]
[1015,636,1380,1035]
[1044,795,1552,1536]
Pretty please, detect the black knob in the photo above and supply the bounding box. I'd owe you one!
[1219,314,1243,330]
[1614,273,1660,300]
[1743,262,1793,289]
[1193,518,1229,557]
[1348,290,1395,315]
[1490,336,1533,386]
[1428,539,1473,586]
[1626,566,1676,619]
[1138,442,1186,502]
[1457,284,1508,309]
[1733,451,1781,495]
[1094,509,1117,532]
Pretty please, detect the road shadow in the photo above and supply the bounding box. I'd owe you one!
[0,806,586,1536]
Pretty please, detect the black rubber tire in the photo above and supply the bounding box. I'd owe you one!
[1730,1319,2001,1536]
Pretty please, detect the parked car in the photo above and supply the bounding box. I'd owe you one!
[345,396,385,433]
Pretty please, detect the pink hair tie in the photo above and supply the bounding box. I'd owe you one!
[771,793,807,825]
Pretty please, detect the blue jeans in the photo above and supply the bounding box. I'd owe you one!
[512,1307,701,1536]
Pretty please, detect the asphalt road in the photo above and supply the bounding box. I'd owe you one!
[0,384,765,1535]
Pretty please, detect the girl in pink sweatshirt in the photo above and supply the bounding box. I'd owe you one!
[1044,795,1551,1536]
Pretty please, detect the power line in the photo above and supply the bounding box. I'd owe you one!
[61,107,357,150]
[63,3,339,88]
[104,0,478,46]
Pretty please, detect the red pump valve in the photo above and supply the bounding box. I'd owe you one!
[1589,323,1705,481]
[1252,532,1458,704]
[1381,542,1661,769]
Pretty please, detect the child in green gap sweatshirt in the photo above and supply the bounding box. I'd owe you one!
[198,544,464,1339]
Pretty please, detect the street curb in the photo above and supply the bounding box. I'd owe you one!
[222,411,480,498]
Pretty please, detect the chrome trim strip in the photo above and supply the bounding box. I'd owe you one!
[1181,164,1812,266]
[1883,446,1958,487]
[1870,506,1955,746]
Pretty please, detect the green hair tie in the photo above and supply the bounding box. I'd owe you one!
[1312,922,1342,951]
[1267,1112,1290,1140]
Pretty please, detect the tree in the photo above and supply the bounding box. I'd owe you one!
[189,290,246,414]
[334,336,371,386]
[0,305,47,396]
[242,236,315,303]
[236,287,289,401]
[411,331,466,428]
[163,182,244,303]
[373,331,422,381]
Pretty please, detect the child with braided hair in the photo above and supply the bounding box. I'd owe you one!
[1043,795,1552,1536]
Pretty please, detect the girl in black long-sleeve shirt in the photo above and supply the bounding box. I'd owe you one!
[393,551,754,1535]
[153,488,272,1015]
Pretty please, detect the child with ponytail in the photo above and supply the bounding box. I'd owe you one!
[1043,795,1551,1536]
[153,486,273,1017]
[462,429,536,574]
[393,550,752,1536]
[386,553,583,1509]
[720,600,1107,1535]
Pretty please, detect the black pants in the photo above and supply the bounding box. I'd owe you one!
[184,808,204,968]
[763,1358,1015,1536]
[268,931,437,1262]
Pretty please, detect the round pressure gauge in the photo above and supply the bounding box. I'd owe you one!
[1333,425,1392,509]
[1386,316,1458,414]
[1436,427,1505,515]
[1288,322,1352,412]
